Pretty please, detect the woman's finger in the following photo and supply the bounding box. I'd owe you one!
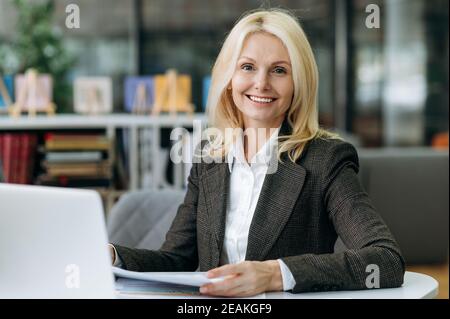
[201,274,244,295]
[207,263,243,278]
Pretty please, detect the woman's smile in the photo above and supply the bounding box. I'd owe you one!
[245,94,278,105]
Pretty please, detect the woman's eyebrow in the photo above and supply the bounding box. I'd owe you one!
[271,60,291,66]
[238,56,256,62]
[238,56,291,66]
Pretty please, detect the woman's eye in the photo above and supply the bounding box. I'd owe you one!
[241,64,254,71]
[273,67,286,74]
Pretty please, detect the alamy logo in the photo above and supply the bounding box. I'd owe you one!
[65,4,80,29]
[365,264,380,288]
[170,121,280,174]
[365,4,380,29]
[65,264,80,289]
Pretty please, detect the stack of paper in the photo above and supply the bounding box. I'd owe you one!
[112,267,225,287]
[112,267,226,297]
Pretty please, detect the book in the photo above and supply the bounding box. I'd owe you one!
[43,161,111,177]
[44,135,111,151]
[45,151,104,163]
[0,158,3,182]
[44,133,108,141]
[18,134,38,184]
[39,133,113,189]
[0,133,37,184]
[0,135,3,182]
[0,134,12,182]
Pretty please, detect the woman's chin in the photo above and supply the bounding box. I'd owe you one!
[241,113,278,126]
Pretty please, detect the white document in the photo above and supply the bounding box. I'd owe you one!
[112,267,226,287]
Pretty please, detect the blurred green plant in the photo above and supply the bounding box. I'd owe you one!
[0,0,76,113]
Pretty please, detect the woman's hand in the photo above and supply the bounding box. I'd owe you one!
[200,260,283,297]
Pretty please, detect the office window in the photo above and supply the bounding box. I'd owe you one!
[350,0,449,146]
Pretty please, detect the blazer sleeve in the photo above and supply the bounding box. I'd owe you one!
[281,141,405,293]
[112,161,200,272]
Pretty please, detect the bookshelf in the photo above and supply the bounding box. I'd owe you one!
[0,113,207,212]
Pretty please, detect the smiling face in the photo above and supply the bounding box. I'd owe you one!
[231,32,294,129]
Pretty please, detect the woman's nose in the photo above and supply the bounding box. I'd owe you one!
[254,71,271,91]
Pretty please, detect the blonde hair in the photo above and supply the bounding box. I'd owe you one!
[206,8,339,163]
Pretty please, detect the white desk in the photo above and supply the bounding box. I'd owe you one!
[116,271,438,299]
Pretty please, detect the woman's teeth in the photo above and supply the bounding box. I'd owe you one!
[248,95,274,103]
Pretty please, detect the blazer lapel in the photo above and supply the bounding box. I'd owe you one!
[245,156,307,261]
[202,163,229,267]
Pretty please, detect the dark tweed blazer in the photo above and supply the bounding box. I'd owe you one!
[114,119,405,293]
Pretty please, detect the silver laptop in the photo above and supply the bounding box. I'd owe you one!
[0,183,115,298]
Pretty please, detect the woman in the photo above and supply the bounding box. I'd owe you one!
[110,9,405,297]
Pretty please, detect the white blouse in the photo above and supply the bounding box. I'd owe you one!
[219,126,296,291]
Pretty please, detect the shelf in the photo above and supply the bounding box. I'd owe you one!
[0,113,207,208]
[0,113,207,129]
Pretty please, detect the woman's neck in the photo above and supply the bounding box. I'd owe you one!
[242,117,283,163]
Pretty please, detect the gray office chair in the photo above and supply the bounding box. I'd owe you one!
[357,148,449,264]
[336,148,449,264]
[107,188,185,249]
